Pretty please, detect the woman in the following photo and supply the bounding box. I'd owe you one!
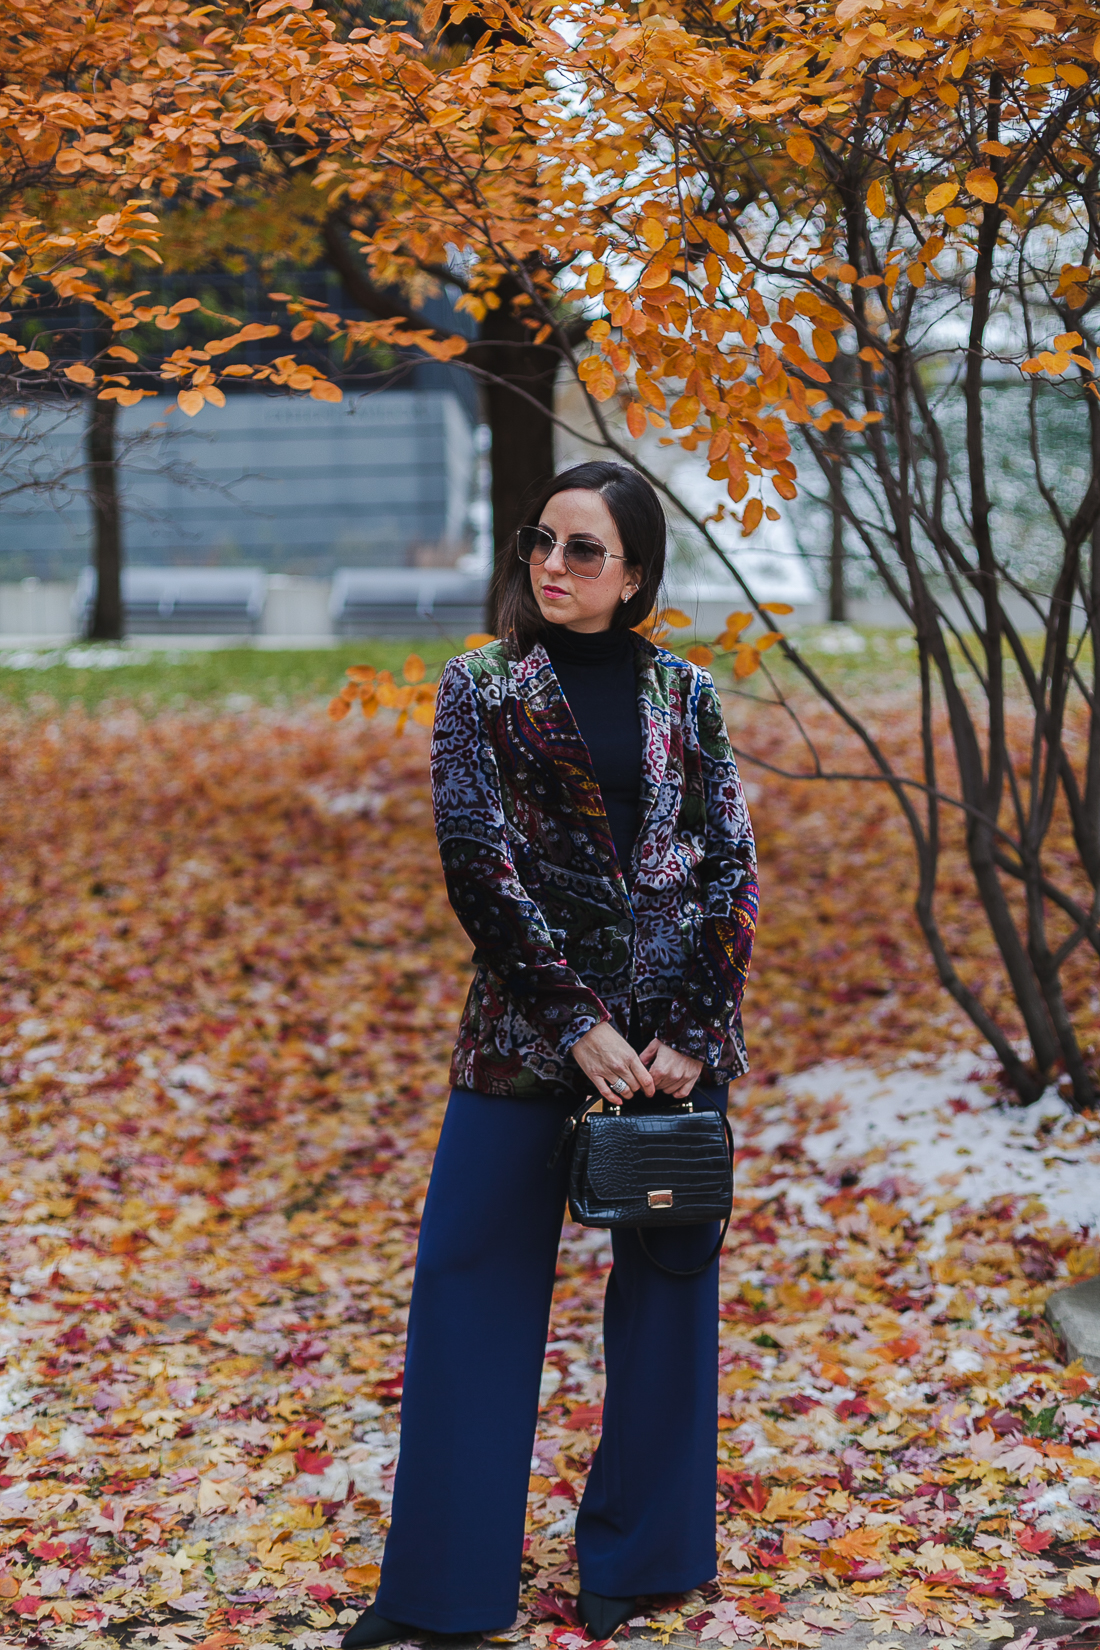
[343,462,758,1649]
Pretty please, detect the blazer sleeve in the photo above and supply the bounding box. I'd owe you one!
[430,655,611,1055]
[657,672,758,1067]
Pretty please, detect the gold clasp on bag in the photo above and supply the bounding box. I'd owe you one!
[648,1189,674,1209]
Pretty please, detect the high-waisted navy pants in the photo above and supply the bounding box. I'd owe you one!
[374,1083,729,1632]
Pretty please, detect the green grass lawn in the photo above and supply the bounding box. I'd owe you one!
[0,625,938,714]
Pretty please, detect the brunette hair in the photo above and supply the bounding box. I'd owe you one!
[488,461,666,656]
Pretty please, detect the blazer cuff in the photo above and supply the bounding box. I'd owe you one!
[657,1009,729,1070]
[558,1004,611,1059]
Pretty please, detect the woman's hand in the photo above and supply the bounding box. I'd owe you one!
[639,1039,704,1100]
[571,1023,656,1103]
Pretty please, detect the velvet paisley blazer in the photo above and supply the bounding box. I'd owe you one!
[430,633,759,1100]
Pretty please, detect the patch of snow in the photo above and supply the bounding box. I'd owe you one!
[784,1054,1099,1227]
[167,1062,216,1093]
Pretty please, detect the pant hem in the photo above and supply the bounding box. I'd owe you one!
[373,1598,516,1636]
[577,1566,719,1599]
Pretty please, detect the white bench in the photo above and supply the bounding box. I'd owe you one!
[74,567,268,636]
[330,568,489,638]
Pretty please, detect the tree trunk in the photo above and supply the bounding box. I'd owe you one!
[321,216,558,564]
[826,434,846,623]
[86,393,123,641]
[467,301,559,558]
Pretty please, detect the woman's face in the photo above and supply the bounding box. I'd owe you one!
[528,489,640,634]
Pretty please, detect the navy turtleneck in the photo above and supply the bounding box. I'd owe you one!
[541,624,643,880]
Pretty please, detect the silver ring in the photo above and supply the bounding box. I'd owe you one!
[611,1078,630,1095]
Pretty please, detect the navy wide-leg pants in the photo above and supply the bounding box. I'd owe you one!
[374,1084,728,1633]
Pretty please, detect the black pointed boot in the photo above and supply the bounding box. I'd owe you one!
[577,1590,640,1640]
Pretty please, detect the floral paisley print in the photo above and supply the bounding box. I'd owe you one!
[430,633,759,1099]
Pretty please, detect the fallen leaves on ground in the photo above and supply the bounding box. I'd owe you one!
[0,699,1097,1650]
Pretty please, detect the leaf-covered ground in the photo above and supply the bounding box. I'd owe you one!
[0,698,1098,1650]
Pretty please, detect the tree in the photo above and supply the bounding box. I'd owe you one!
[218,0,1097,1106]
[0,1,343,637]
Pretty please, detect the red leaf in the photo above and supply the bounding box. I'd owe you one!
[1058,1588,1100,1620]
[837,1397,872,1420]
[563,1403,603,1431]
[548,1478,578,1503]
[295,1449,335,1475]
[29,1539,68,1560]
[307,1584,338,1603]
[735,1475,769,1514]
[1018,1527,1054,1553]
[373,1374,404,1399]
[879,1336,921,1362]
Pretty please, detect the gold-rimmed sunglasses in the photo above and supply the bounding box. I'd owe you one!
[516,524,629,580]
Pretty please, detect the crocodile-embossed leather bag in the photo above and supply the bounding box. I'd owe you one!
[549,1097,734,1278]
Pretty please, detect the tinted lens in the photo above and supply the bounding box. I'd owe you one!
[517,525,554,564]
[563,538,607,577]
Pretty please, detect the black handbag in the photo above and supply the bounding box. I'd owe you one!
[549,1095,734,1278]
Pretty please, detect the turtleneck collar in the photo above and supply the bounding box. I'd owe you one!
[540,624,634,667]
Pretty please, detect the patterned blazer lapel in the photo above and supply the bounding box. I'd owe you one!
[513,642,611,836]
[633,635,672,852]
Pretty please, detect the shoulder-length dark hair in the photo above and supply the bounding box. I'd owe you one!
[488,461,666,656]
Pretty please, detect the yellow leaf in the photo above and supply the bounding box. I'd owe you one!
[107,345,139,362]
[761,601,794,614]
[346,665,376,684]
[725,611,754,636]
[662,608,692,629]
[177,389,204,417]
[626,401,647,439]
[21,350,49,370]
[311,380,342,403]
[867,179,886,220]
[1059,62,1088,86]
[742,499,763,537]
[327,696,351,721]
[669,394,701,429]
[411,702,435,727]
[925,181,960,213]
[585,262,606,294]
[760,1487,808,1523]
[640,216,666,250]
[686,645,715,666]
[402,653,426,684]
[360,694,379,719]
[734,647,761,679]
[965,167,998,203]
[465,632,494,648]
[756,630,784,651]
[420,0,443,29]
[786,135,815,165]
[64,363,95,385]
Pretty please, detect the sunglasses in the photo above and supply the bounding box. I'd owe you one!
[516,524,630,580]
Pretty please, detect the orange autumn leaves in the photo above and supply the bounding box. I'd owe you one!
[327,609,798,740]
[1,694,1098,1645]
[328,655,436,732]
